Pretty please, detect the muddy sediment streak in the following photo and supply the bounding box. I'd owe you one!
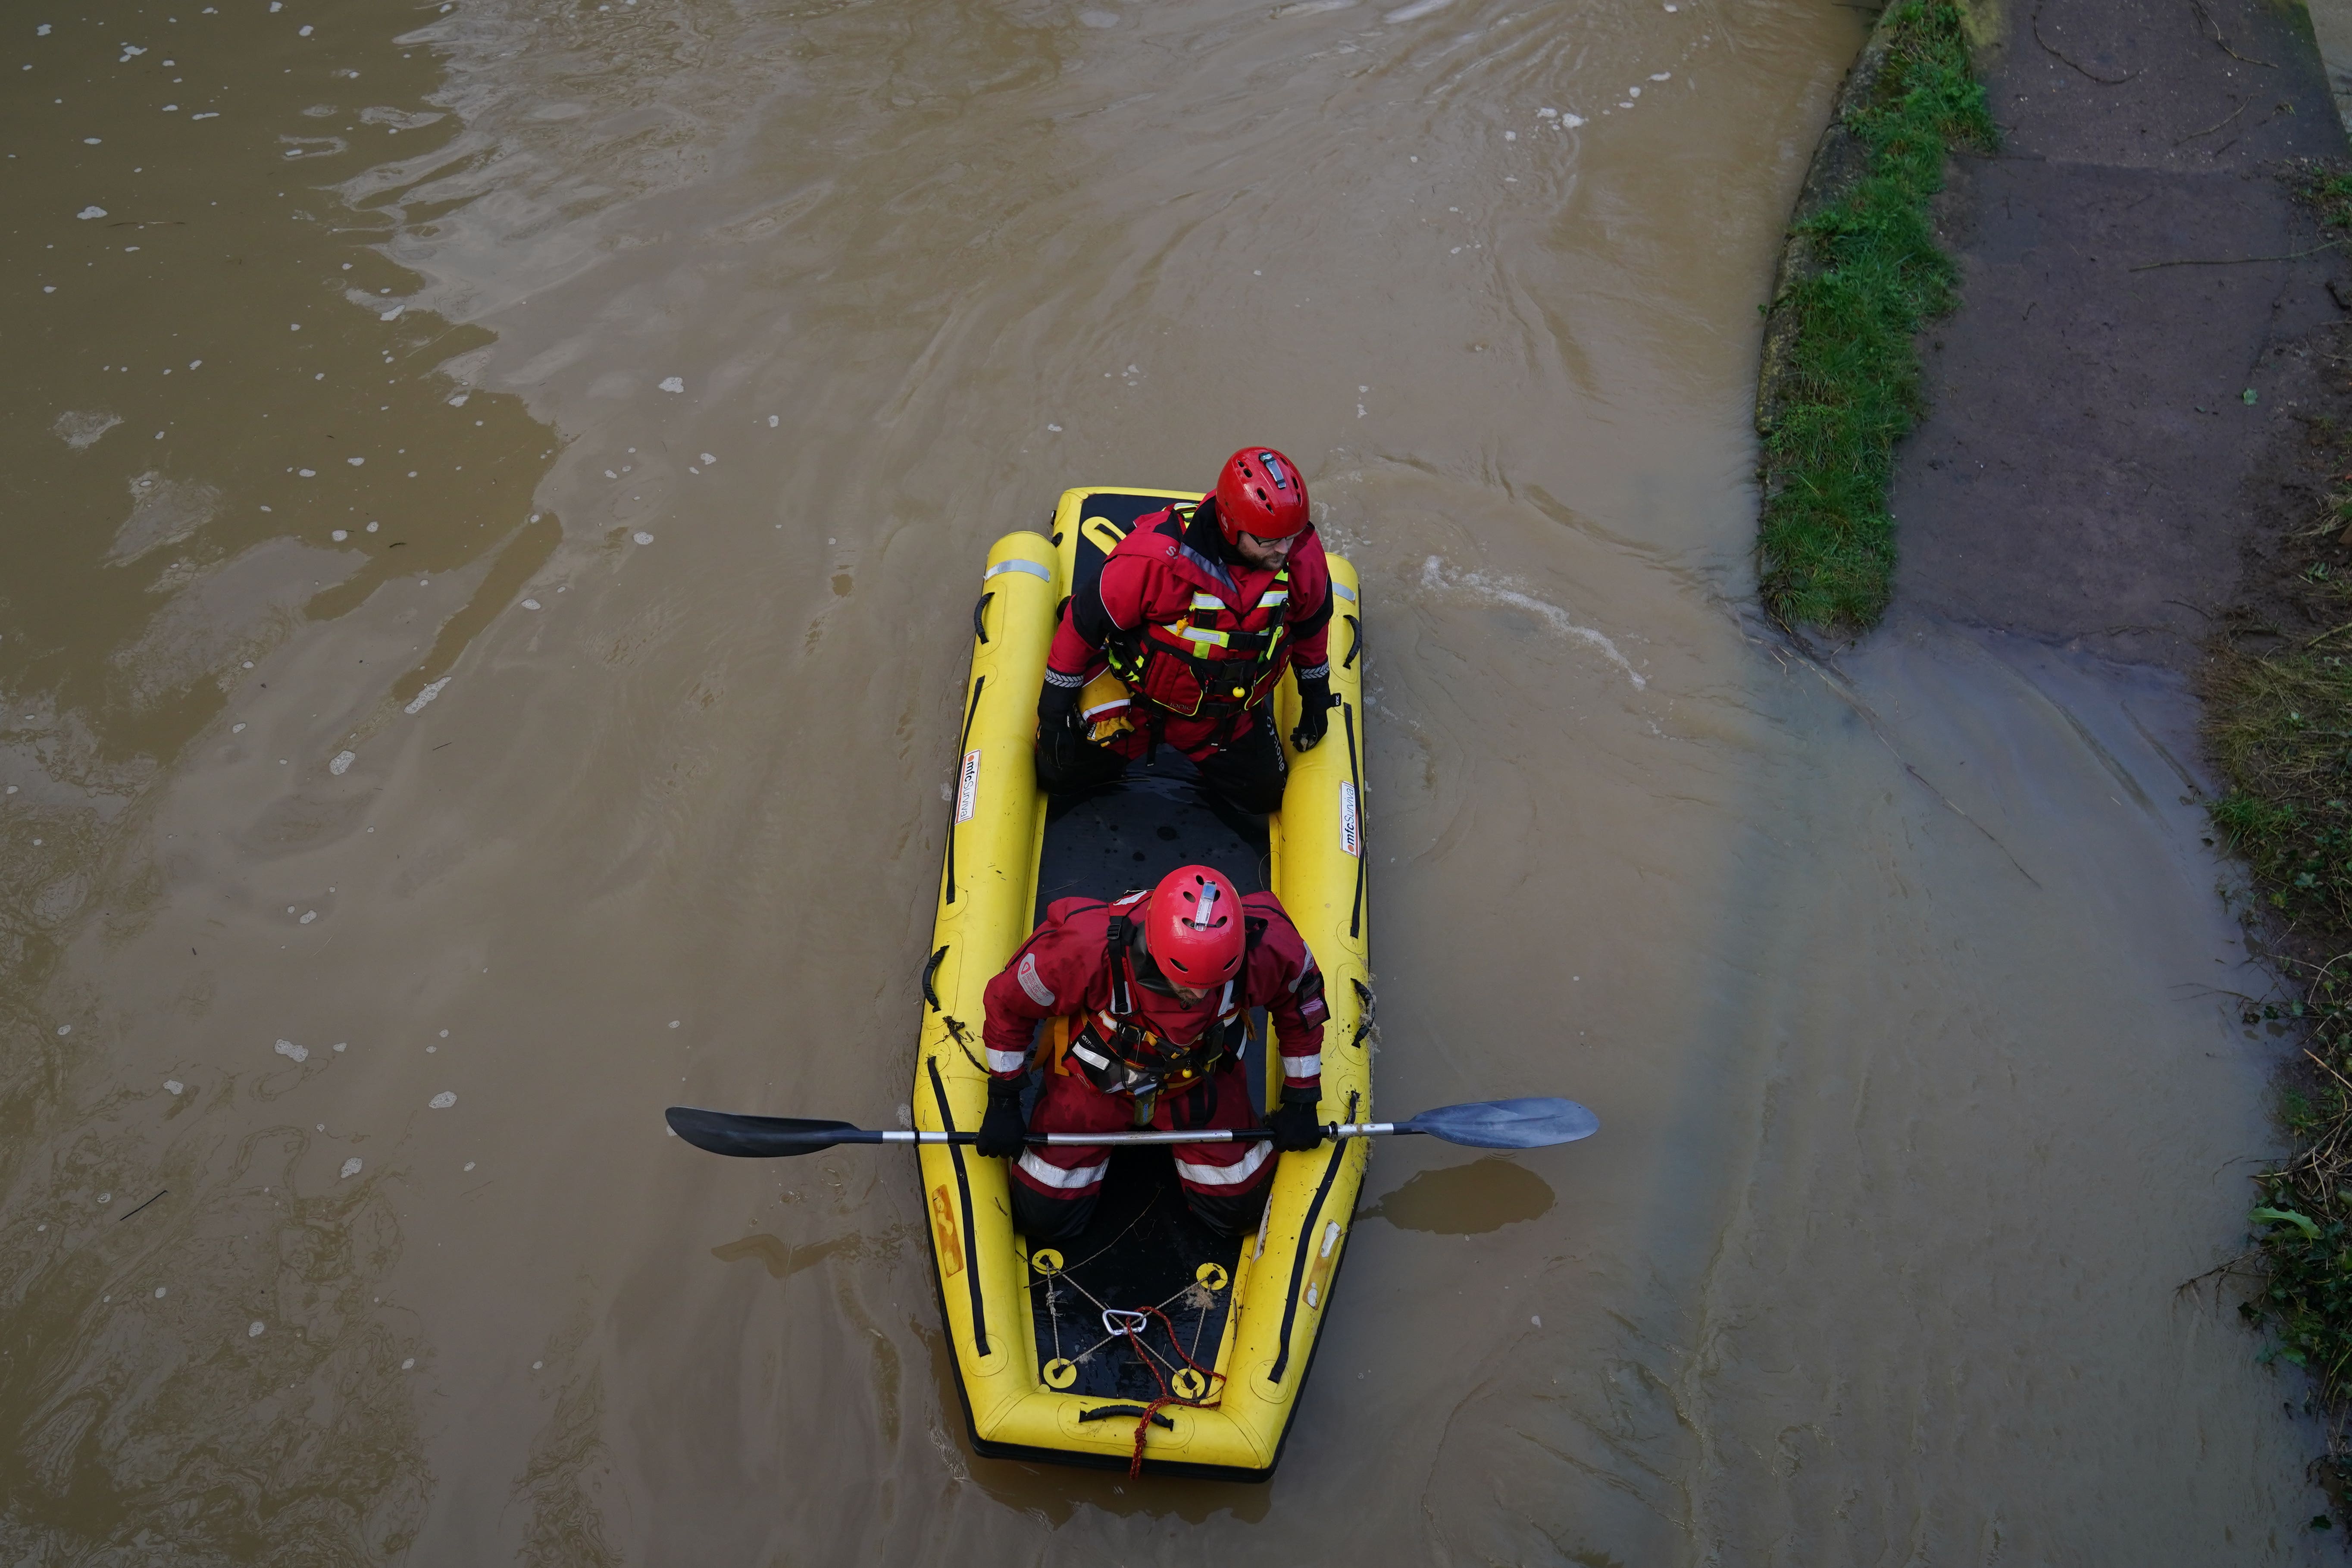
[0,0,2330,1560]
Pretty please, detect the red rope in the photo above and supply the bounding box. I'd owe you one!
[1121,1303,1226,1477]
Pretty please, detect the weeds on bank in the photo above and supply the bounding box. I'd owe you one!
[2291,161,2352,235]
[2208,648,2352,1479]
[1758,0,1995,631]
[2205,174,2352,1482]
[2210,657,2352,936]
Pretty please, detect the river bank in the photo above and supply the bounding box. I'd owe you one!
[1764,0,2352,1526]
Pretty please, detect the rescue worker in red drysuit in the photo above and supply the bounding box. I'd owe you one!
[1036,447,1338,814]
[971,865,1331,1241]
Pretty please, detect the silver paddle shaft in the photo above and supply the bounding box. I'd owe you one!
[875,1124,1400,1145]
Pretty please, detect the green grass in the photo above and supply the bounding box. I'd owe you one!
[2210,656,2352,936]
[1758,0,1995,631]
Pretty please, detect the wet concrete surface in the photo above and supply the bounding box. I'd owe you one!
[0,0,2342,1561]
[1889,0,2351,668]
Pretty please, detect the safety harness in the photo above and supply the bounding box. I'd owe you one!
[1101,505,1295,722]
[1058,901,1260,1104]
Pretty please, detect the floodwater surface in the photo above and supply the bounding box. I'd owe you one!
[0,0,2332,1561]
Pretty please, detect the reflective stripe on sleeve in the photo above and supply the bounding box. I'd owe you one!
[1015,952,1056,1009]
[1282,1053,1322,1079]
[986,1047,1030,1074]
[1018,1151,1110,1190]
[1174,1139,1274,1189]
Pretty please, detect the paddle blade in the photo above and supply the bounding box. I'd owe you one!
[1401,1098,1599,1150]
[666,1106,863,1158]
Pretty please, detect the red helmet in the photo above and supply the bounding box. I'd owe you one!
[1145,865,1246,988]
[1214,447,1310,548]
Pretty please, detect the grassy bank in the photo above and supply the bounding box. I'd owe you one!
[2208,651,2352,1423]
[2202,167,2352,1509]
[1755,0,1995,631]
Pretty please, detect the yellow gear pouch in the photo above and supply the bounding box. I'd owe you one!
[1080,669,1137,744]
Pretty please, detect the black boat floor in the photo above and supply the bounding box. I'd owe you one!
[1026,1147,1244,1403]
[1035,751,1270,911]
[1023,752,1267,1402]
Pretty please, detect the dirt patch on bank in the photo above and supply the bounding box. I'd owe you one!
[2223,306,2352,658]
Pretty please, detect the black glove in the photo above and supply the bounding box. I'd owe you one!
[976,1077,1028,1159]
[1036,679,1088,776]
[1267,1090,1326,1153]
[1290,675,1333,753]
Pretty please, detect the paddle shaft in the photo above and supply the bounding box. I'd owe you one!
[837,1124,1411,1148]
[664,1096,1594,1157]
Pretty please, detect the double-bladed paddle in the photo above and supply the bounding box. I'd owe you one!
[664,1096,1597,1159]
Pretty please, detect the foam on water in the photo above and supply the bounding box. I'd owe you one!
[1418,556,1645,689]
[54,410,122,449]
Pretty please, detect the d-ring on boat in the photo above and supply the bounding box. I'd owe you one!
[913,484,1371,1480]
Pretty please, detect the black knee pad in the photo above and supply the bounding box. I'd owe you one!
[1035,737,1127,796]
[1197,715,1286,815]
[1184,1183,1270,1239]
[1216,770,1285,817]
[1012,1181,1097,1242]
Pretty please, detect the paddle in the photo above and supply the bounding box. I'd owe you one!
[664,1096,1598,1159]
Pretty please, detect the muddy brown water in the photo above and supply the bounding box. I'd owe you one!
[0,0,2335,1560]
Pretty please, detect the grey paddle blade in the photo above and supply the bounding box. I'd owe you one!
[1401,1098,1598,1149]
[666,1107,870,1158]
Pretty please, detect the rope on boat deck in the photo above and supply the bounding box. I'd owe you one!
[1048,1255,1227,1373]
[1033,1189,1165,1365]
[1109,1304,1226,1478]
[1023,1186,1235,1472]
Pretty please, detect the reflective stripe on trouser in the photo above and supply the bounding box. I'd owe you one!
[1173,1137,1273,1189]
[1016,1148,1109,1193]
[1008,1062,1276,1241]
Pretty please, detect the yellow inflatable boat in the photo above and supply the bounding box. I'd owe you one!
[912,486,1371,1480]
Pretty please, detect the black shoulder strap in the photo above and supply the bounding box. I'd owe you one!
[1105,913,1134,1015]
[1291,564,1334,638]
